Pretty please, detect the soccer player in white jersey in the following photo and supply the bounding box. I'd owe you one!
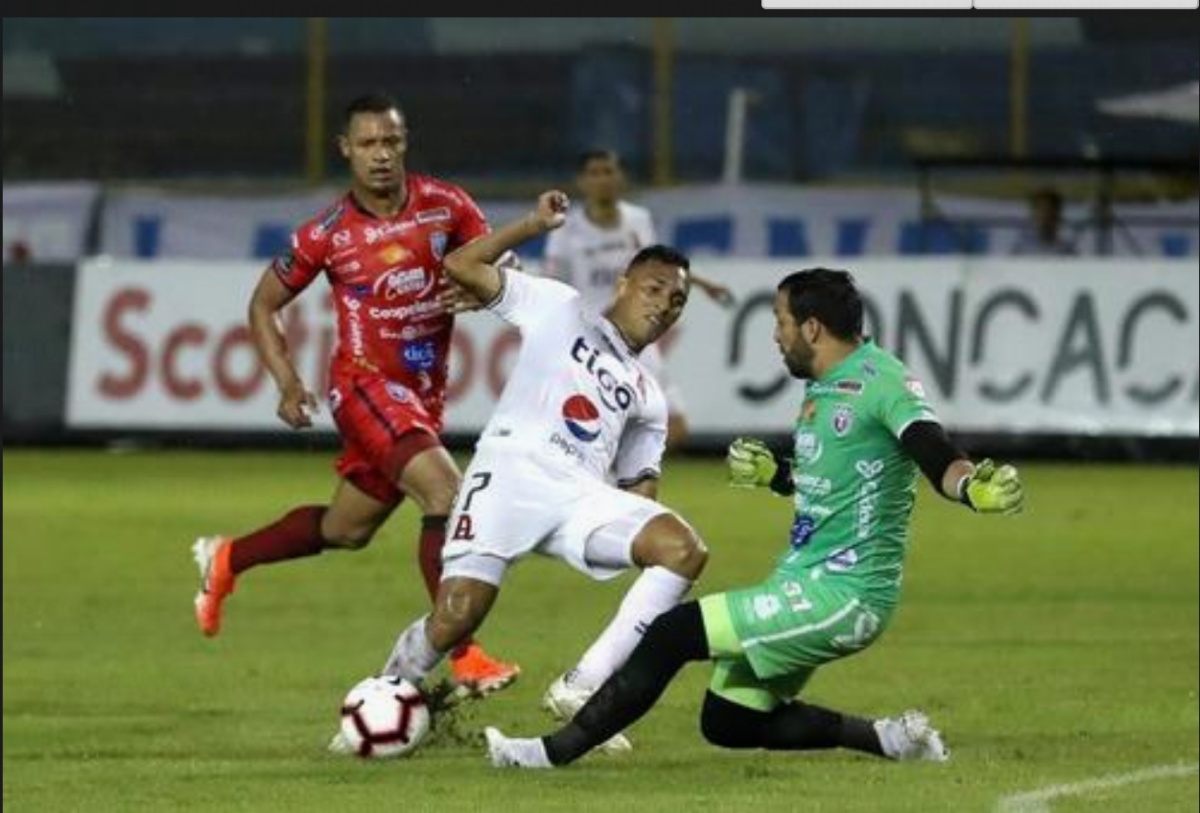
[364,191,708,753]
[543,150,735,448]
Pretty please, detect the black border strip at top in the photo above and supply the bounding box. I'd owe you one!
[3,8,1198,22]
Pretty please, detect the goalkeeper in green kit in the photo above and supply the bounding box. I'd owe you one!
[485,268,1024,769]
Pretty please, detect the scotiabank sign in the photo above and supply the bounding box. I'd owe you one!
[66,261,521,431]
[67,258,1199,437]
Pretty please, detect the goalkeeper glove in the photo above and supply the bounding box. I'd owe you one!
[959,459,1024,515]
[727,438,780,490]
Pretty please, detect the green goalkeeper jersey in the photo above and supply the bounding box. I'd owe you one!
[777,340,938,600]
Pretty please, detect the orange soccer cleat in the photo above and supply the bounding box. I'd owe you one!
[449,642,521,697]
[192,536,235,637]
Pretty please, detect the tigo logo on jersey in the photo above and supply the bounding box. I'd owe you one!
[562,395,602,442]
[402,340,438,373]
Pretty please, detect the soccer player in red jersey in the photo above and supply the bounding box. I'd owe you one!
[191,93,518,694]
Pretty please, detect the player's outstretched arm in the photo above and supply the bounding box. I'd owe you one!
[444,191,569,305]
[249,268,316,429]
[900,422,1024,515]
[691,273,736,308]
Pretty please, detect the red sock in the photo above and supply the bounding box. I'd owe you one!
[229,506,326,575]
[419,514,473,659]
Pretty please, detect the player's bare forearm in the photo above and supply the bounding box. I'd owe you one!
[248,270,317,429]
[940,459,975,502]
[248,269,303,392]
[691,273,735,307]
[445,191,569,304]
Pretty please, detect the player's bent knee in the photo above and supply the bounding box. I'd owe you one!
[319,521,376,550]
[423,486,459,518]
[700,691,766,750]
[653,526,708,578]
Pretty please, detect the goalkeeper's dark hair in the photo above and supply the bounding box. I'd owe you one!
[343,92,403,130]
[777,268,863,341]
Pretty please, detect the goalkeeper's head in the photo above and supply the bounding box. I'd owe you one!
[774,268,864,381]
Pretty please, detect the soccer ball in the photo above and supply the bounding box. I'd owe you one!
[339,675,430,759]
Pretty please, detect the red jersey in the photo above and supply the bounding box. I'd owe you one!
[272,174,488,426]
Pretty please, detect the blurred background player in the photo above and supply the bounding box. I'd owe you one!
[1011,187,1077,256]
[367,193,708,754]
[191,93,518,694]
[543,149,736,448]
[484,268,1025,769]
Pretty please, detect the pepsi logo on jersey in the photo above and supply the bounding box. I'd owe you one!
[561,395,602,443]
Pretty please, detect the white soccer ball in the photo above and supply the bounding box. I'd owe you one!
[339,675,430,759]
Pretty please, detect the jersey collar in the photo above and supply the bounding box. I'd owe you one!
[820,338,872,381]
[596,313,639,362]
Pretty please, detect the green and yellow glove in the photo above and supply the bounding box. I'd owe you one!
[727,437,779,489]
[960,459,1024,515]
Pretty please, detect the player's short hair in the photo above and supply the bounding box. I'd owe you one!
[577,149,621,172]
[777,268,863,341]
[343,93,403,130]
[627,245,691,277]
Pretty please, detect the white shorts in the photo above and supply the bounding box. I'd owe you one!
[639,343,686,416]
[441,447,670,586]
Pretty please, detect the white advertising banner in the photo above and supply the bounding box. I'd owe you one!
[2,182,99,262]
[97,184,1198,261]
[66,259,1199,437]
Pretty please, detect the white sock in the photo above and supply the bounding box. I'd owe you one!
[382,615,444,682]
[568,566,692,690]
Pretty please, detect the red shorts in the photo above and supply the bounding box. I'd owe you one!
[329,374,444,506]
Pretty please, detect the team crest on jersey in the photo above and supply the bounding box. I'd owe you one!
[561,395,602,443]
[832,404,855,437]
[429,231,448,261]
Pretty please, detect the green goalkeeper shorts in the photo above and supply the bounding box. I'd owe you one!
[699,570,891,712]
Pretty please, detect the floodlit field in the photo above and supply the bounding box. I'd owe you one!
[4,450,1197,812]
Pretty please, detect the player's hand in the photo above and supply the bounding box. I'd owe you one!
[278,381,318,429]
[533,191,569,232]
[963,459,1024,515]
[699,280,736,308]
[436,280,486,315]
[727,437,778,489]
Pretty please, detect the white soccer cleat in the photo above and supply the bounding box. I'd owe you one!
[873,709,950,763]
[485,727,553,769]
[327,729,355,756]
[542,674,632,754]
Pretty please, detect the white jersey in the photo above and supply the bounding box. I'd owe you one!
[478,269,668,486]
[543,201,658,311]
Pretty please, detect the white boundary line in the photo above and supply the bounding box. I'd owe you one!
[996,762,1199,813]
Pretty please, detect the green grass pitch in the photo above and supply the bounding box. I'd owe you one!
[4,450,1197,812]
